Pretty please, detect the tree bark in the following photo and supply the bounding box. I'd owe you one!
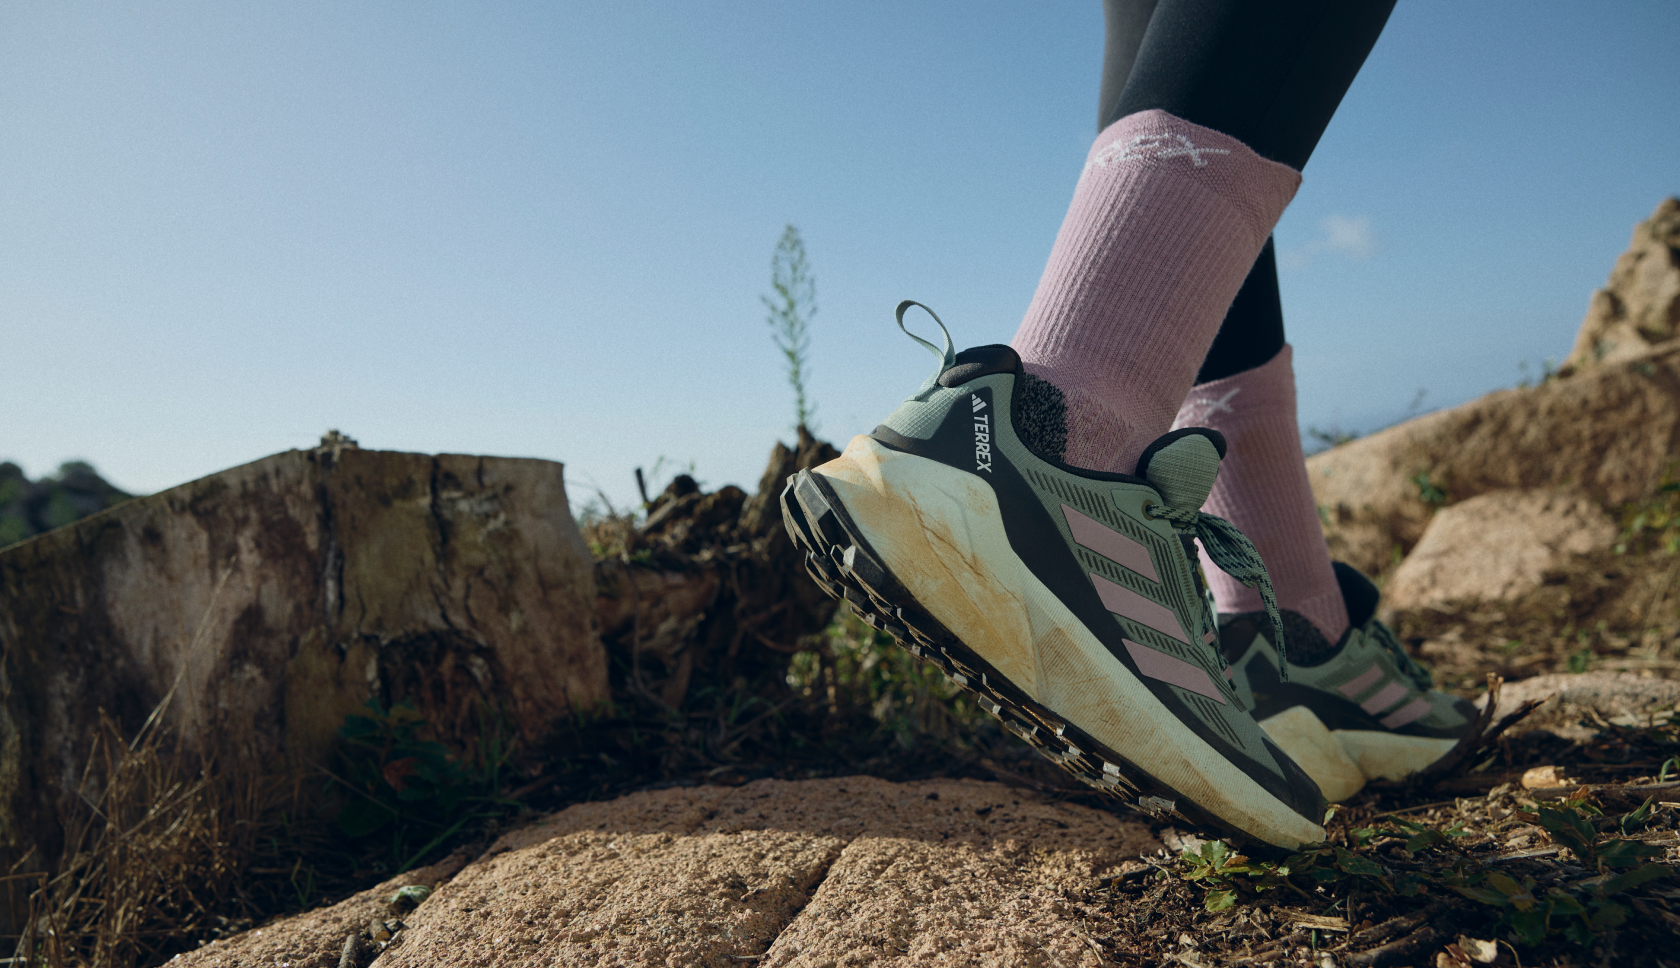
[0,444,606,932]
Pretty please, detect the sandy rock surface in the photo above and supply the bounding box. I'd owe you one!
[175,853,469,968]
[1305,342,1680,576]
[1382,489,1617,611]
[200,777,1157,968]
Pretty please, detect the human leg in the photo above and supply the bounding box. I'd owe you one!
[1161,0,1395,644]
[1120,1,1481,789]
[1011,0,1396,475]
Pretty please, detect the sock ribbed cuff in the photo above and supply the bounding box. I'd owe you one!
[1012,109,1301,474]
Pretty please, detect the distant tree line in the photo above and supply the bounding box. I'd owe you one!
[0,461,133,547]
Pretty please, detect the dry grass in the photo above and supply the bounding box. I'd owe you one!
[10,710,287,968]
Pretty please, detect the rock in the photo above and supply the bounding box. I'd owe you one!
[1480,672,1680,741]
[296,776,1155,968]
[174,852,469,968]
[1306,343,1680,576]
[1382,489,1617,611]
[1308,202,1680,576]
[1563,197,1680,371]
[1520,765,1569,790]
[0,443,606,930]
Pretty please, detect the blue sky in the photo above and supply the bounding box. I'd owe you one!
[4,1,1676,511]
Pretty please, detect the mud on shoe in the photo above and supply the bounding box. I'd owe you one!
[1220,563,1479,801]
[780,302,1326,851]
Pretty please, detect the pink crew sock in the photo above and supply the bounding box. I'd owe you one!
[1010,109,1302,473]
[1174,345,1350,644]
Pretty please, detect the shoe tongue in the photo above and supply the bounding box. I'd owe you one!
[1137,429,1224,510]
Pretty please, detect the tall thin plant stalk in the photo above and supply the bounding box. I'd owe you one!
[763,224,818,430]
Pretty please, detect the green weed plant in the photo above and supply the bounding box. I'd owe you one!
[1615,464,1680,556]
[331,699,519,873]
[787,609,989,749]
[1176,797,1669,948]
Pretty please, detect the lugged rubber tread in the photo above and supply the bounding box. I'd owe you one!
[779,467,1293,850]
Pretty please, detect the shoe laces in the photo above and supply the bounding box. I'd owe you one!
[1364,614,1433,691]
[1146,503,1290,681]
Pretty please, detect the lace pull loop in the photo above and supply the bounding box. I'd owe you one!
[896,300,956,400]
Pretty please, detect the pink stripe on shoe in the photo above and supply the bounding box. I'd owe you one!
[1337,665,1385,698]
[1123,639,1227,704]
[1360,682,1410,716]
[1062,504,1159,580]
[1090,573,1190,643]
[1380,698,1434,730]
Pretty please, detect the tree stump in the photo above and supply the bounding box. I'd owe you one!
[0,442,606,931]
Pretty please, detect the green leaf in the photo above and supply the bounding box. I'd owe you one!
[1405,830,1445,852]
[389,884,432,906]
[1205,840,1230,865]
[1537,803,1597,859]
[1601,863,1671,896]
[1452,886,1511,906]
[1333,848,1384,877]
[1204,888,1237,912]
[1588,901,1629,931]
[1562,920,1594,946]
[1597,839,1663,869]
[1620,797,1656,835]
[1508,907,1548,946]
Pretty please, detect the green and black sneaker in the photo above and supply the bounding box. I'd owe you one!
[1220,563,1478,801]
[781,302,1326,850]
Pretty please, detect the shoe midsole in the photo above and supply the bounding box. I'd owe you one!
[1257,706,1460,794]
[1256,707,1365,803]
[816,434,1325,850]
[1334,729,1459,782]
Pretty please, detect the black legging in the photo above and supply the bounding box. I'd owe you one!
[1097,0,1396,383]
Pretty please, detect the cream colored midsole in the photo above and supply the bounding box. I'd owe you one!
[1255,707,1366,803]
[1258,708,1460,801]
[1335,729,1458,783]
[816,434,1324,850]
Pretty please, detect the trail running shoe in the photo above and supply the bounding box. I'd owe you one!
[1220,563,1477,801]
[780,302,1326,850]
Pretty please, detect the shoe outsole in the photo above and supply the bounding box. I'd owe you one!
[782,467,1272,849]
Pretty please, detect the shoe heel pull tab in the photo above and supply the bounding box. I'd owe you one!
[896,300,956,401]
[1137,428,1225,511]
